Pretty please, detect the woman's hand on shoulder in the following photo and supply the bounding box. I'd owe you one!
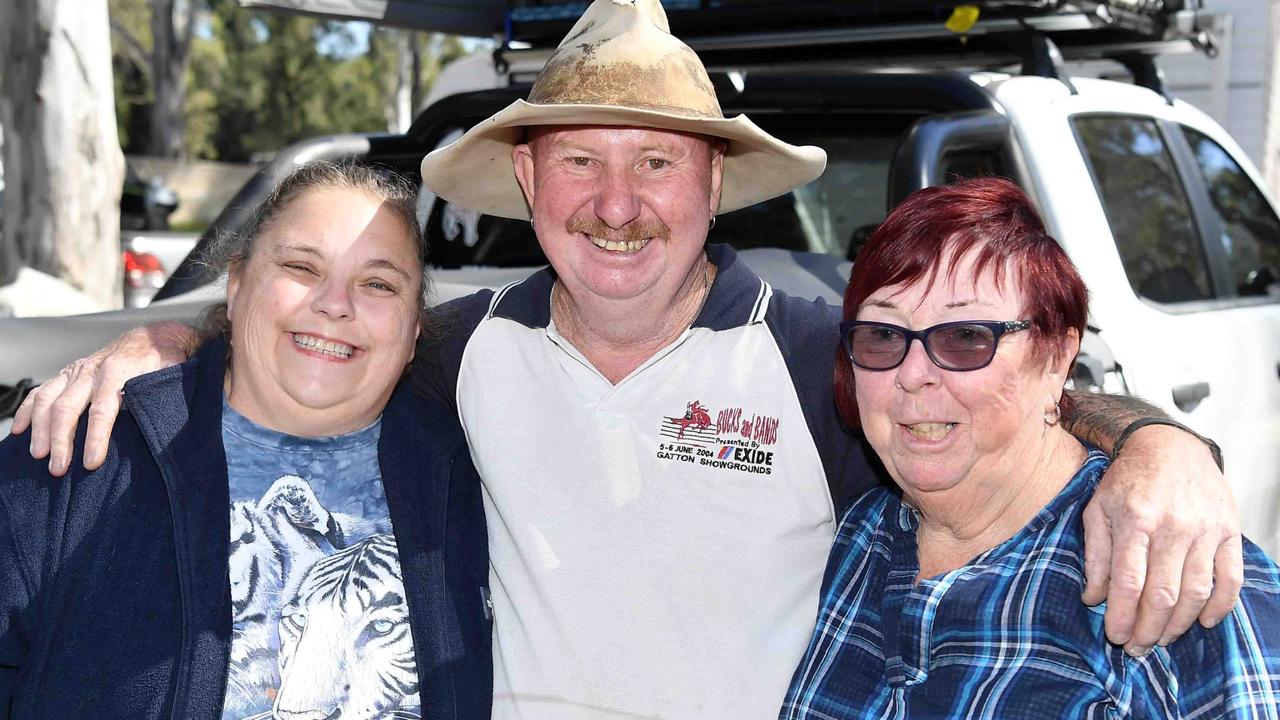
[9,321,200,477]
[1081,424,1242,657]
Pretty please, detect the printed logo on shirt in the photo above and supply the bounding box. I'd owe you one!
[656,399,779,475]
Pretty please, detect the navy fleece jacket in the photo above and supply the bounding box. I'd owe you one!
[0,337,491,719]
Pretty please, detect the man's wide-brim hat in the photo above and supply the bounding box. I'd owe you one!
[419,0,827,220]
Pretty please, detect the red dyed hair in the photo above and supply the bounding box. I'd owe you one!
[833,177,1089,429]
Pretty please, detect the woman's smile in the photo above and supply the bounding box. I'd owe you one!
[289,331,356,361]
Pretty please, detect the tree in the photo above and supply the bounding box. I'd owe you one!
[0,0,125,306]
[109,0,197,158]
[149,0,197,158]
[368,27,467,133]
[110,0,474,162]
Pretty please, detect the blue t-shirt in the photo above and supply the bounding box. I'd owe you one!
[219,400,422,719]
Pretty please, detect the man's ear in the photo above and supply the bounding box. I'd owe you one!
[512,143,537,211]
[708,141,725,217]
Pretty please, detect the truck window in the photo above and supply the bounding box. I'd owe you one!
[1074,116,1214,304]
[1180,126,1280,299]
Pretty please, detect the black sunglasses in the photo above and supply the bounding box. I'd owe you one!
[839,320,1032,372]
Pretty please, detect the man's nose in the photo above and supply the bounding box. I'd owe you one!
[311,277,354,320]
[894,338,940,391]
[594,167,642,229]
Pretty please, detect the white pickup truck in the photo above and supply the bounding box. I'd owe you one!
[2,0,1277,552]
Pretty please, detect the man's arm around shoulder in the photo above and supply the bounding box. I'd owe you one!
[1061,391,1241,656]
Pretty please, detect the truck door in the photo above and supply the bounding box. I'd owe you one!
[1070,112,1280,554]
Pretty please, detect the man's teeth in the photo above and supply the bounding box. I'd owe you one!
[587,235,650,253]
[293,333,353,359]
[907,422,955,440]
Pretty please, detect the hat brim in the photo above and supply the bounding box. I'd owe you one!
[419,99,828,220]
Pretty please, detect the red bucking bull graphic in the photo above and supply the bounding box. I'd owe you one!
[657,400,780,475]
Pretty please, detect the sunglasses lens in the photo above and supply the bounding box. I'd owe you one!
[928,324,997,370]
[849,325,906,369]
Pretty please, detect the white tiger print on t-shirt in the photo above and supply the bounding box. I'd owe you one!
[274,534,421,719]
[222,474,401,718]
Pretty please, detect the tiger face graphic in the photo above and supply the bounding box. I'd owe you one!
[228,475,339,625]
[273,533,421,720]
[225,474,388,717]
[226,475,346,715]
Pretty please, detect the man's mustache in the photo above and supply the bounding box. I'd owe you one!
[565,216,670,242]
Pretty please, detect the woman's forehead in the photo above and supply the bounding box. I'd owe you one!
[261,191,416,256]
[232,211,420,296]
[866,250,1022,310]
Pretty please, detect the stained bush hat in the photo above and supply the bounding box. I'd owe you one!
[419,0,828,220]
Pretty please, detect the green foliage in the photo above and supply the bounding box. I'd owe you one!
[109,0,153,152]
[110,0,469,162]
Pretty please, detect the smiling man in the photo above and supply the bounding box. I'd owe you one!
[12,0,1242,718]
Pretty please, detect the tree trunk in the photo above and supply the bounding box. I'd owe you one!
[148,0,194,159]
[409,32,424,116]
[0,0,125,306]
[387,30,414,134]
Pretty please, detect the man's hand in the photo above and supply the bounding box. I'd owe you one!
[1081,424,1242,656]
[10,321,201,476]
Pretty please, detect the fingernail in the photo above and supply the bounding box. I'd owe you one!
[1125,644,1151,658]
[1203,614,1224,629]
[1158,634,1176,647]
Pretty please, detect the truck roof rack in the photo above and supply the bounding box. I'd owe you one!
[501,1,1219,74]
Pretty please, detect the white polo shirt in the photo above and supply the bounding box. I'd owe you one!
[418,245,877,720]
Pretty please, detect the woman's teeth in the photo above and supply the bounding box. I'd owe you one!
[907,422,955,440]
[587,235,650,253]
[293,333,353,359]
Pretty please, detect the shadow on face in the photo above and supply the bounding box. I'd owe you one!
[223,186,424,437]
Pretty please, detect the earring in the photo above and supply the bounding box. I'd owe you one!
[1044,401,1061,426]
[708,216,716,230]
[530,218,536,229]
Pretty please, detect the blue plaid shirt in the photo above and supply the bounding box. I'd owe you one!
[781,449,1280,719]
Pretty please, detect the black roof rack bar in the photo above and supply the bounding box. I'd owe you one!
[664,14,1099,53]
[497,37,1204,77]
[1021,33,1079,94]
[495,9,1216,75]
[1114,54,1173,103]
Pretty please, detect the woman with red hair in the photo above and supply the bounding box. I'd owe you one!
[780,178,1280,718]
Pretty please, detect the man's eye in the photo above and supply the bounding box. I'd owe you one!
[283,262,315,274]
[646,158,668,170]
[571,156,591,167]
